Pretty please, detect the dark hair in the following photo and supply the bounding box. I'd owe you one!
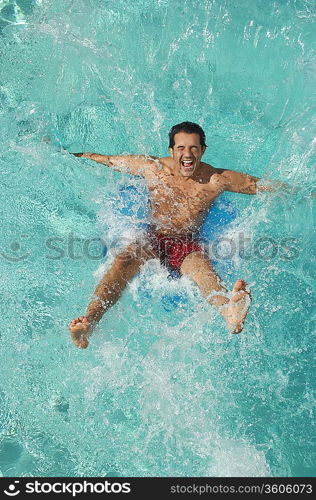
[168,121,207,148]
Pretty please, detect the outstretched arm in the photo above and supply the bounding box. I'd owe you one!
[220,169,289,195]
[72,152,159,177]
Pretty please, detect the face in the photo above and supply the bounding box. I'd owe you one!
[169,132,206,178]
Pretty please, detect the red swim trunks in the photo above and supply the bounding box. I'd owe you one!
[148,231,203,271]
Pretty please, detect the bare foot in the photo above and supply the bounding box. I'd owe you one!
[69,316,94,348]
[222,279,251,334]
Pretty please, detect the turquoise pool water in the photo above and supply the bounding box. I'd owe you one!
[0,0,315,477]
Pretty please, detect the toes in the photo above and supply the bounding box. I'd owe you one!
[69,321,80,329]
[69,316,88,328]
[233,279,247,292]
[232,322,244,334]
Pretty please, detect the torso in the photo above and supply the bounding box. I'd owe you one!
[144,158,223,236]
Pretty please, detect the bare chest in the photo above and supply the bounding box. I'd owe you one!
[147,175,218,216]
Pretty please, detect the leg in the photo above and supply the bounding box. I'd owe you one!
[69,242,155,348]
[180,251,251,334]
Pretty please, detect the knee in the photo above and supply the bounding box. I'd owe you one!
[115,243,152,267]
[180,254,202,279]
[112,255,138,275]
[112,245,144,276]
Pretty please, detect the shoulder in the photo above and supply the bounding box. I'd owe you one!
[141,155,172,179]
[150,156,173,174]
[202,162,224,176]
[201,163,226,189]
[203,164,245,186]
[159,156,173,169]
[205,166,259,194]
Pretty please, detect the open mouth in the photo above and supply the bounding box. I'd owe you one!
[181,160,194,170]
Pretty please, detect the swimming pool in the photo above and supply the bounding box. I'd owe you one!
[0,0,315,477]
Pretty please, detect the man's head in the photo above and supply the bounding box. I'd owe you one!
[168,122,207,178]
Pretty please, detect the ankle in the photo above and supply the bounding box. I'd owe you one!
[85,311,100,326]
[86,297,109,324]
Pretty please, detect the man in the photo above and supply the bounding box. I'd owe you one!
[69,121,280,348]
